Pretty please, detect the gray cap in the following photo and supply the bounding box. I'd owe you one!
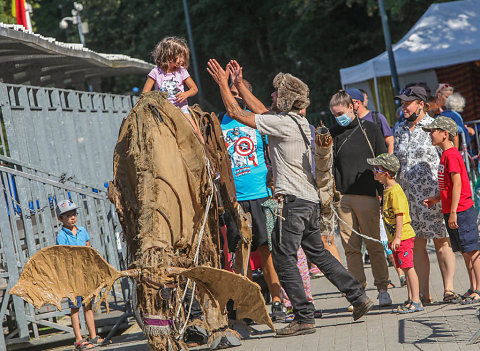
[421,116,458,136]
[366,153,400,173]
[395,86,427,102]
[56,199,77,216]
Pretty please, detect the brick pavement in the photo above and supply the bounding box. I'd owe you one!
[41,242,480,351]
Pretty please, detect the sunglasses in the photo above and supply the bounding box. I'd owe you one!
[438,83,451,90]
[374,167,388,174]
[399,88,417,97]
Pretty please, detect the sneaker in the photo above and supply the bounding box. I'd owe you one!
[271,301,286,322]
[275,321,316,337]
[347,304,354,312]
[309,264,324,279]
[352,298,374,321]
[378,290,392,306]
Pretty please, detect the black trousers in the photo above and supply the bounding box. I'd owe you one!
[271,197,367,324]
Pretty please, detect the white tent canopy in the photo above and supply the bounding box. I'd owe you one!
[340,0,480,86]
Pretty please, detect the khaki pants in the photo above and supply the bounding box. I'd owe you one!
[337,194,389,291]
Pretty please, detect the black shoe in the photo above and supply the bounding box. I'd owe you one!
[270,301,286,322]
[353,298,374,321]
[275,321,316,337]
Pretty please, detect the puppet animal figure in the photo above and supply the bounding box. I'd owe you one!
[10,92,273,351]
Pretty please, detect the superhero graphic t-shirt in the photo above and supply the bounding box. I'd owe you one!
[221,114,270,201]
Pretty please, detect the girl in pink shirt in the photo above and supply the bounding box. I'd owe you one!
[142,37,202,141]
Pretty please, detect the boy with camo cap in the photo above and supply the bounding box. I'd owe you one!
[367,153,423,313]
[423,116,480,305]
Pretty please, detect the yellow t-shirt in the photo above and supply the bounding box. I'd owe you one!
[382,183,416,242]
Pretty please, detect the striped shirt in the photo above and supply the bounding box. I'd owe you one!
[255,112,319,203]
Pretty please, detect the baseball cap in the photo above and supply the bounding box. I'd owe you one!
[421,116,458,136]
[366,153,400,173]
[56,199,78,216]
[395,86,427,102]
[346,88,364,102]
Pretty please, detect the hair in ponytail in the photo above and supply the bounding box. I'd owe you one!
[329,89,353,109]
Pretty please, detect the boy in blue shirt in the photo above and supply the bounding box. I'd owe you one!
[56,200,110,349]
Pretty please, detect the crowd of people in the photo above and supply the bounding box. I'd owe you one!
[56,36,480,347]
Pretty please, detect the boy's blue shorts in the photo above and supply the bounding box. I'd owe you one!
[68,296,94,309]
[444,206,479,253]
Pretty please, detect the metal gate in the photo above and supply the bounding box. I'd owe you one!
[0,83,136,348]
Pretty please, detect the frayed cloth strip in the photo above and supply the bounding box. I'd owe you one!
[144,315,174,327]
[143,324,171,337]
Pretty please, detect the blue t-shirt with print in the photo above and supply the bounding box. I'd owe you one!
[220,114,270,201]
[56,226,90,246]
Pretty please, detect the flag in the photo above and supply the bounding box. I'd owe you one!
[13,0,27,28]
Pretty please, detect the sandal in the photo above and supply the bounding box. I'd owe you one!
[460,290,480,305]
[443,290,460,304]
[74,339,95,350]
[398,301,424,314]
[393,300,411,313]
[314,309,322,319]
[89,335,112,346]
[387,280,396,289]
[419,293,433,305]
[462,289,475,299]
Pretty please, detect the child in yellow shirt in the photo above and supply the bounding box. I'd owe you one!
[367,153,423,313]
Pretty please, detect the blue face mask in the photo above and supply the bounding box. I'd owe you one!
[335,112,352,127]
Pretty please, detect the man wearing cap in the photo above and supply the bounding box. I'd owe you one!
[394,86,457,304]
[207,59,373,337]
[346,88,394,153]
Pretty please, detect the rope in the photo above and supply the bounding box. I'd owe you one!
[175,158,215,338]
[331,202,383,244]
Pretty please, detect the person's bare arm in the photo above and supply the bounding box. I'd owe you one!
[175,77,198,103]
[385,136,394,153]
[229,60,268,115]
[449,172,461,229]
[207,59,256,128]
[142,77,155,93]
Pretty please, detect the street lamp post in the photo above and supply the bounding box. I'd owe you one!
[59,2,88,47]
[378,0,400,94]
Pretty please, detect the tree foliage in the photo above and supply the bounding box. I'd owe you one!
[28,0,446,112]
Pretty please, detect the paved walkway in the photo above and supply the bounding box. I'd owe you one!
[37,242,480,351]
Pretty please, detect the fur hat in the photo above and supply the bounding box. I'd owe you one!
[273,73,310,112]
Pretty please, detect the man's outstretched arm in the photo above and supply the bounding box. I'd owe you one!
[228,60,269,115]
[207,59,257,129]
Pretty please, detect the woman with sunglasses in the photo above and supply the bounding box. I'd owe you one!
[394,86,457,304]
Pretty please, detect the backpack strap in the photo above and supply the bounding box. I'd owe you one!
[371,111,384,136]
[261,135,271,166]
[289,115,311,150]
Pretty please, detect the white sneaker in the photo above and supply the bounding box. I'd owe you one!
[347,304,354,312]
[377,290,392,306]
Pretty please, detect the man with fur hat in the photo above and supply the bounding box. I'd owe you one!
[207,59,372,337]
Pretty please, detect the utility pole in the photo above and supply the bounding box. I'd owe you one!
[182,0,205,107]
[378,0,400,94]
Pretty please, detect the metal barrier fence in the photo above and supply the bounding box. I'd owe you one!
[0,83,137,348]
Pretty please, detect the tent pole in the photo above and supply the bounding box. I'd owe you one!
[373,67,381,114]
[378,0,400,94]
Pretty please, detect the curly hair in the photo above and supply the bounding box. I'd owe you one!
[151,37,190,71]
[445,93,466,113]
